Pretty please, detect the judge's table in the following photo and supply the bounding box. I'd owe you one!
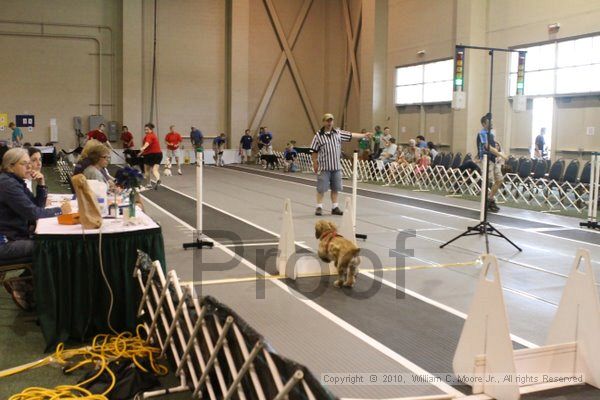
[34,194,165,350]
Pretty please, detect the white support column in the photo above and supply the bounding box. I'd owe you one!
[479,154,488,222]
[122,0,143,138]
[196,152,203,234]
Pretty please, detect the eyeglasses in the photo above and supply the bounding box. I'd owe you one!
[100,156,110,159]
[14,161,31,167]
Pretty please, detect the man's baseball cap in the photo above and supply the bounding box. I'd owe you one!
[322,113,334,121]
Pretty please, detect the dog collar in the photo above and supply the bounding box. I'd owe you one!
[320,230,341,248]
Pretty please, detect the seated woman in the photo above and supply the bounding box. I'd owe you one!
[0,149,67,309]
[73,139,102,175]
[82,142,111,185]
[26,147,43,193]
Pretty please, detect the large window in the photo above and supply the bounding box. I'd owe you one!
[509,34,600,96]
[395,59,453,105]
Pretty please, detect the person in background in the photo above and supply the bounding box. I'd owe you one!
[534,128,547,159]
[139,123,162,189]
[190,126,204,154]
[427,141,438,160]
[87,123,108,143]
[26,147,43,194]
[477,115,503,213]
[121,125,134,149]
[380,127,392,148]
[165,125,183,175]
[372,125,383,158]
[415,148,431,174]
[0,149,67,309]
[378,137,398,167]
[311,113,372,216]
[258,127,273,155]
[397,139,421,165]
[358,129,371,160]
[283,143,298,172]
[239,129,253,164]
[212,133,226,166]
[9,123,23,148]
[416,135,428,149]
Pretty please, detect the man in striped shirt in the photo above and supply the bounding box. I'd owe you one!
[311,113,372,216]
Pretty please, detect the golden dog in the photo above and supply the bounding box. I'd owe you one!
[315,220,360,288]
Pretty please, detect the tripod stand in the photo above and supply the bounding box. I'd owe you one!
[440,46,522,253]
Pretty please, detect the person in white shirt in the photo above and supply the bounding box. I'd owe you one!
[378,138,398,166]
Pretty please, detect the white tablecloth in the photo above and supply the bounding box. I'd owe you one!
[37,194,159,235]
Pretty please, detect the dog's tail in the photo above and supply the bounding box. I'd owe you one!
[340,247,361,269]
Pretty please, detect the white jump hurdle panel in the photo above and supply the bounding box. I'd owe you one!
[454,250,600,400]
[277,198,335,279]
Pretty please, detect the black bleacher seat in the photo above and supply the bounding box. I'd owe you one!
[532,159,548,179]
[506,156,518,174]
[450,153,462,169]
[517,158,532,179]
[463,153,472,164]
[431,154,442,167]
[441,152,453,169]
[547,159,565,182]
[562,160,580,184]
[579,161,591,185]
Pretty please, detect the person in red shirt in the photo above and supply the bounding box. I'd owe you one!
[121,126,134,149]
[139,123,162,189]
[164,125,183,175]
[87,123,108,143]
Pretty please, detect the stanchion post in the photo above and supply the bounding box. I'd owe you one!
[480,154,488,223]
[183,152,214,249]
[352,151,367,241]
[592,153,599,224]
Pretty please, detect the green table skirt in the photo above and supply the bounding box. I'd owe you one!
[33,228,165,350]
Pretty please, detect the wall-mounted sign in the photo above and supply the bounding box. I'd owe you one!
[16,114,35,127]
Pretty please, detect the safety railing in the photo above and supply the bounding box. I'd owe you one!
[339,159,593,213]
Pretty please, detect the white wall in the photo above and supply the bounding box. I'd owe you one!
[384,0,600,160]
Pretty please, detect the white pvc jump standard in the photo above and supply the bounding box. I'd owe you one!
[454,249,600,400]
[183,151,214,249]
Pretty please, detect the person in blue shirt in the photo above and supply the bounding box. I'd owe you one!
[416,135,428,149]
[283,143,298,172]
[258,127,273,155]
[212,133,226,166]
[0,149,69,309]
[477,115,504,213]
[239,129,253,164]
[190,126,204,152]
[9,123,23,147]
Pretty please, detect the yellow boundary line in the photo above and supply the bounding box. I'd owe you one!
[181,260,479,286]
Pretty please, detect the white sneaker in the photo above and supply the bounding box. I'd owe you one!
[178,169,182,175]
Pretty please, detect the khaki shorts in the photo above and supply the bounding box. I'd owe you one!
[479,160,503,184]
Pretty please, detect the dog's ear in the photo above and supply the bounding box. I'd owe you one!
[315,220,327,239]
[327,221,337,232]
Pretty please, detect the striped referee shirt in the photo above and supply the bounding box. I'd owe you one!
[310,128,352,171]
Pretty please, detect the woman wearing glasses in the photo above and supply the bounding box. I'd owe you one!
[0,149,67,309]
[82,142,112,186]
